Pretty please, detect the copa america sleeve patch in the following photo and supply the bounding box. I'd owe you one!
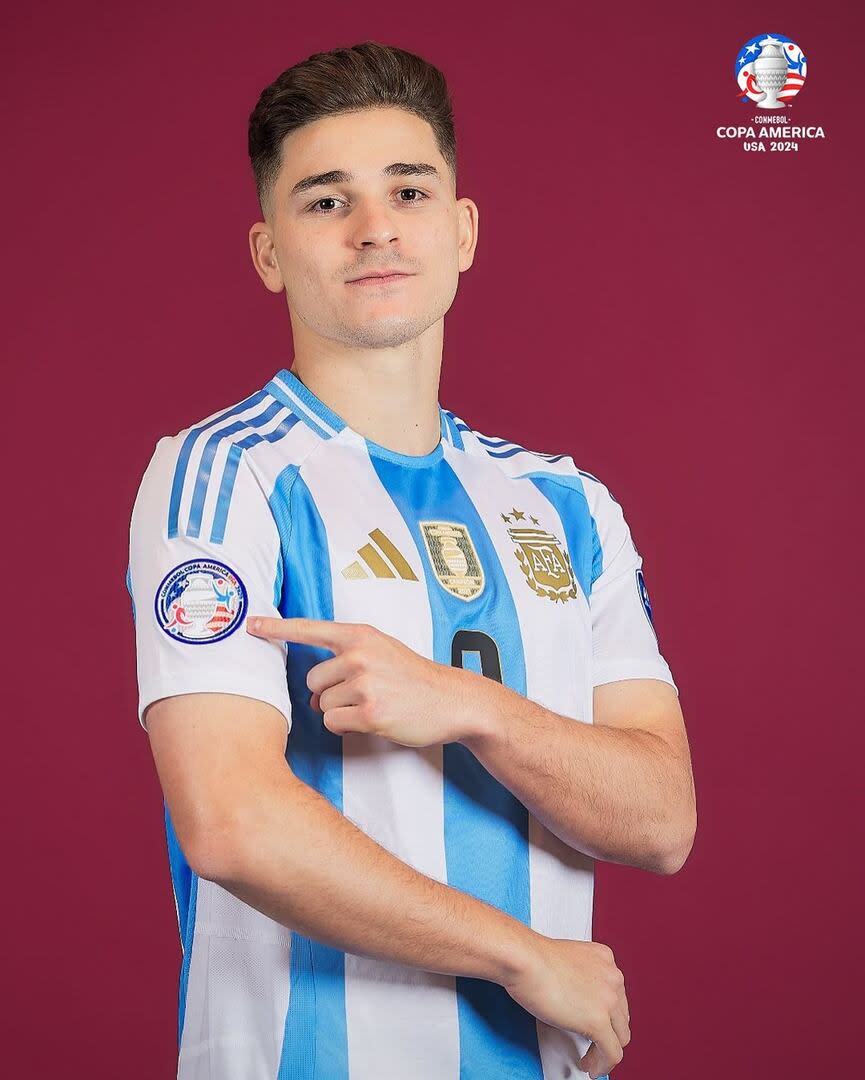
[635,568,658,640]
[154,559,248,644]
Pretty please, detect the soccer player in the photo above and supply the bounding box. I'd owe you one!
[125,40,695,1080]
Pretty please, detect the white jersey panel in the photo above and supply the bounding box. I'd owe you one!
[127,430,294,732]
[581,473,678,691]
[178,878,292,1080]
[297,429,462,1080]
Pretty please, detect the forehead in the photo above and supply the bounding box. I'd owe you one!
[277,107,443,190]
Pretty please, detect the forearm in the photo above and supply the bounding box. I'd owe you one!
[201,767,538,985]
[461,681,689,873]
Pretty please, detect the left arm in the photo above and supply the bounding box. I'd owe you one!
[457,670,696,875]
[249,458,698,879]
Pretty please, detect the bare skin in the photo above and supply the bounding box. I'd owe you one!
[247,105,477,458]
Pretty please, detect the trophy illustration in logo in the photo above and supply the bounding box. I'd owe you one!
[753,41,789,108]
[155,559,247,644]
[735,33,806,108]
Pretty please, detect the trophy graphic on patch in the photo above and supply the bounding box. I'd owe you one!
[735,33,806,108]
[175,572,230,638]
[753,40,788,109]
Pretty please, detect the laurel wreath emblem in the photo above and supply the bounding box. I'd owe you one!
[514,546,578,603]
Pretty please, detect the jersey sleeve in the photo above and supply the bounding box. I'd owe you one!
[125,435,293,733]
[585,473,678,694]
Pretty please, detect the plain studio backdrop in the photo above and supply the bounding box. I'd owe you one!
[1,1,861,1075]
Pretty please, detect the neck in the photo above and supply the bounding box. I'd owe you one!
[288,340,444,457]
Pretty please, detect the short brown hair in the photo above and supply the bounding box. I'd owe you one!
[248,40,457,218]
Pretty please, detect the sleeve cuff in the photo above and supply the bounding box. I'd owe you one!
[138,680,293,734]
[592,658,679,695]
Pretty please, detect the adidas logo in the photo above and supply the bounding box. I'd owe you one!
[341,528,419,581]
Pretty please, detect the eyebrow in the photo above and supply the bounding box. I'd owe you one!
[289,162,442,199]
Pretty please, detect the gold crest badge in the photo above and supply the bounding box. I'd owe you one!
[502,508,577,603]
[419,521,485,601]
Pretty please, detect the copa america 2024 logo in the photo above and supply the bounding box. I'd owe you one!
[736,34,805,108]
[155,558,248,644]
[716,33,825,152]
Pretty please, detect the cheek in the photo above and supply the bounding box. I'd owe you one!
[427,230,462,288]
[283,248,330,301]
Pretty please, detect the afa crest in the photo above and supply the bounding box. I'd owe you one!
[502,508,577,604]
[419,521,485,601]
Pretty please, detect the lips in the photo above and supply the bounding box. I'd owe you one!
[347,271,413,283]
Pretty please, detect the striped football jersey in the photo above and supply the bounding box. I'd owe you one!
[125,365,677,1080]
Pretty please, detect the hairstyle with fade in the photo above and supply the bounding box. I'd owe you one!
[248,40,458,219]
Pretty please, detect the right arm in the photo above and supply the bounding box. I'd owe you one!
[146,691,630,1079]
[147,690,533,985]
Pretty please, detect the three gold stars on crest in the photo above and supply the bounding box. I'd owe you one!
[501,507,540,525]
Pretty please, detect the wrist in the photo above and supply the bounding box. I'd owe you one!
[454,667,507,747]
[492,918,543,989]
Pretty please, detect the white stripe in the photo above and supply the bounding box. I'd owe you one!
[273,373,341,438]
[178,879,292,1079]
[441,408,452,445]
[197,403,293,537]
[298,427,461,1079]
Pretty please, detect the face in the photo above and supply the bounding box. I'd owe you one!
[249,107,478,350]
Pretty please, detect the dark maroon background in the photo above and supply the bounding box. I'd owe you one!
[3,2,861,1075]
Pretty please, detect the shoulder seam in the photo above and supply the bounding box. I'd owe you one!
[443,410,571,463]
[166,388,306,544]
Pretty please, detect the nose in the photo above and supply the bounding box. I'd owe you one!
[349,197,402,249]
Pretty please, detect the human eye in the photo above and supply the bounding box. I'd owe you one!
[307,195,346,214]
[307,187,429,214]
[396,187,430,204]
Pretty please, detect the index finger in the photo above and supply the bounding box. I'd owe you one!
[246,616,350,650]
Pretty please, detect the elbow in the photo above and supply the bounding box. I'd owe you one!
[186,765,302,882]
[185,816,244,882]
[655,808,697,875]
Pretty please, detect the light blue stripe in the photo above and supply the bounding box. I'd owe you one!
[577,469,621,506]
[209,410,302,543]
[475,433,518,448]
[125,563,136,622]
[483,444,529,459]
[270,467,348,1080]
[522,472,595,601]
[484,444,564,462]
[164,801,198,1049]
[454,424,563,462]
[367,453,543,1080]
[267,369,346,442]
[186,400,283,538]
[168,389,269,538]
[591,516,603,582]
[552,471,620,580]
[443,410,465,449]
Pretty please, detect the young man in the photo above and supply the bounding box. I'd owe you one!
[125,40,695,1080]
